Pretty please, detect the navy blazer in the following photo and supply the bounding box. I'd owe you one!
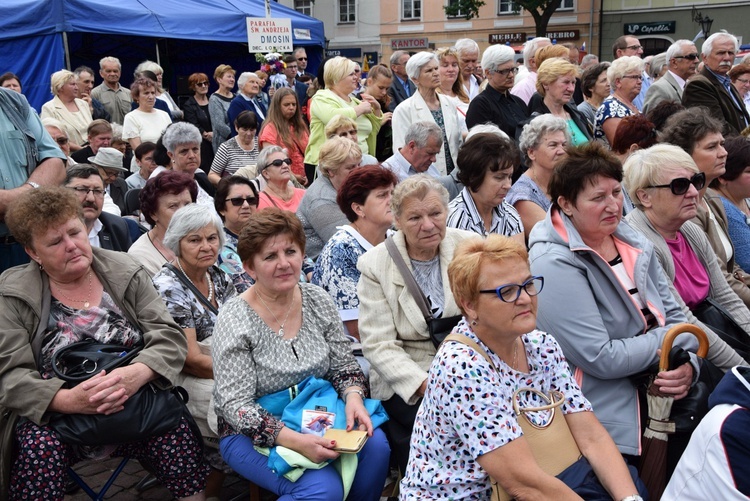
[98,212,133,252]
[227,95,266,136]
[388,77,410,112]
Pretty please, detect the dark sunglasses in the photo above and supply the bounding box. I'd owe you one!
[226,196,258,207]
[55,137,69,145]
[479,276,544,303]
[647,172,706,195]
[269,158,293,167]
[196,81,209,87]
[297,57,307,61]
[673,53,699,61]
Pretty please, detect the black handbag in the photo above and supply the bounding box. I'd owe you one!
[48,340,193,446]
[693,297,750,362]
[385,236,461,348]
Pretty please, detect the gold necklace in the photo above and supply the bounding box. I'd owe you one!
[52,270,93,309]
[255,287,296,337]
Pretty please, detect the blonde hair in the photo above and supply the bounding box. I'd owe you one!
[214,64,235,82]
[623,144,699,210]
[534,45,571,69]
[448,235,529,315]
[325,115,358,138]
[391,174,449,220]
[318,136,362,177]
[50,69,75,95]
[536,58,578,96]
[324,56,357,88]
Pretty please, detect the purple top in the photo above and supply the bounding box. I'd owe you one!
[666,231,710,308]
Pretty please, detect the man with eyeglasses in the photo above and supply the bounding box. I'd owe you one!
[293,47,314,79]
[64,165,132,252]
[683,32,750,135]
[269,54,309,108]
[612,35,650,111]
[643,40,699,114]
[0,87,67,271]
[88,147,129,216]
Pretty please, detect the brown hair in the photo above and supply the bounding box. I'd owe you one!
[549,142,623,209]
[214,64,235,82]
[237,208,306,264]
[259,87,308,153]
[6,187,83,249]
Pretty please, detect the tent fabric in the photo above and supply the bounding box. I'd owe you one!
[0,0,324,110]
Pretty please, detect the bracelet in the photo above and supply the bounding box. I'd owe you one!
[342,388,365,402]
[620,496,643,501]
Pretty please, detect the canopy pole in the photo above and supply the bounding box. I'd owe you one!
[62,32,71,70]
[156,42,161,66]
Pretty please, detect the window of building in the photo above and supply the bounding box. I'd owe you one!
[403,0,422,20]
[294,0,312,16]
[559,0,574,11]
[446,0,466,17]
[497,0,515,15]
[339,0,355,23]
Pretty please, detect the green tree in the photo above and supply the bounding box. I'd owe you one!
[444,0,563,37]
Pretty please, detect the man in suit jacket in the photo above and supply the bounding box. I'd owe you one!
[65,165,133,252]
[683,32,750,135]
[388,51,411,111]
[643,40,699,114]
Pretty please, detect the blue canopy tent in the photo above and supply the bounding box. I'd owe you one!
[0,0,324,110]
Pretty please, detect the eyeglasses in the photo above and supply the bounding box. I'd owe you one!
[625,44,643,51]
[492,67,519,77]
[736,78,750,85]
[297,57,307,61]
[646,172,706,195]
[69,187,105,198]
[55,137,69,145]
[196,82,209,87]
[621,75,644,81]
[479,276,544,303]
[268,158,293,167]
[674,53,699,61]
[226,196,258,207]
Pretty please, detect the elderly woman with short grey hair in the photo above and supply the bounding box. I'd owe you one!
[392,51,463,176]
[162,122,215,205]
[297,136,363,259]
[358,174,474,475]
[595,55,643,146]
[227,72,266,137]
[153,203,236,499]
[466,44,529,140]
[257,145,306,211]
[506,114,570,240]
[41,69,93,150]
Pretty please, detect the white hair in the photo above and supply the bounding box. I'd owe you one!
[405,51,438,82]
[702,32,738,57]
[523,37,551,69]
[481,44,516,72]
[666,40,695,62]
[163,204,225,257]
[465,123,509,141]
[237,71,260,89]
[99,56,121,70]
[607,56,644,86]
[455,38,479,57]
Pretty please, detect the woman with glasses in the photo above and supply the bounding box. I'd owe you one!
[728,63,750,114]
[401,235,645,500]
[528,142,702,462]
[257,146,306,212]
[466,44,529,141]
[595,56,643,147]
[215,176,259,293]
[208,111,259,185]
[625,144,750,364]
[183,72,215,174]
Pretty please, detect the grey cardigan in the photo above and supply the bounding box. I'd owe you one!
[626,209,748,371]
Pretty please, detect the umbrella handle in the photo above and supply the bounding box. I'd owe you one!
[659,323,709,371]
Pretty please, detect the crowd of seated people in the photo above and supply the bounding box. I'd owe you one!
[4,33,750,500]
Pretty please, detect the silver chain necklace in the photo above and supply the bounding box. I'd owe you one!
[255,287,296,337]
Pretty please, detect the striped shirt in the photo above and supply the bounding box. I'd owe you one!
[447,187,524,238]
[210,136,259,177]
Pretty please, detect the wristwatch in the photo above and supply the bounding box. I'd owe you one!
[25,181,40,189]
[620,496,644,501]
[343,388,365,402]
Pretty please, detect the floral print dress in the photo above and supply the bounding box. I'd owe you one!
[400,319,591,499]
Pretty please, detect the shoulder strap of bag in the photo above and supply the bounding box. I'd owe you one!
[165,263,219,315]
[262,190,281,209]
[443,333,499,372]
[385,235,433,322]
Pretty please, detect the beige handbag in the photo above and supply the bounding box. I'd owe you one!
[443,334,582,501]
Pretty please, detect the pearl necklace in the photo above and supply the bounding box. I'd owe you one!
[53,270,93,309]
[177,259,213,303]
[255,287,296,337]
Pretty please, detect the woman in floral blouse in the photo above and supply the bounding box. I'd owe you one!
[311,165,398,338]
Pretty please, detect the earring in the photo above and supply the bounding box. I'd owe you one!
[471,318,478,326]
[37,261,44,270]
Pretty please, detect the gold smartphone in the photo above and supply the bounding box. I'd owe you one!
[323,429,369,453]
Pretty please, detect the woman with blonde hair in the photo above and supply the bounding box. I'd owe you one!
[259,87,309,185]
[297,136,363,259]
[305,56,382,168]
[40,69,93,151]
[208,64,236,153]
[595,56,643,146]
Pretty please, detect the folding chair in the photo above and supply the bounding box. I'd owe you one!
[67,457,130,501]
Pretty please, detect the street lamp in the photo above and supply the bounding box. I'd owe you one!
[692,6,714,38]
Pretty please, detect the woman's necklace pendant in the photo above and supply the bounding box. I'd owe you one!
[278,328,285,337]
[83,301,90,309]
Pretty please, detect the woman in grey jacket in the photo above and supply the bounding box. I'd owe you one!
[528,143,699,457]
[624,144,750,367]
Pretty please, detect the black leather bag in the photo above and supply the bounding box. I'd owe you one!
[693,297,750,362]
[48,340,192,446]
[426,315,463,349]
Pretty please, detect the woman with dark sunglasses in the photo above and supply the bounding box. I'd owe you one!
[182,72,215,174]
[528,142,704,468]
[257,146,306,212]
[215,176,259,293]
[625,144,750,366]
